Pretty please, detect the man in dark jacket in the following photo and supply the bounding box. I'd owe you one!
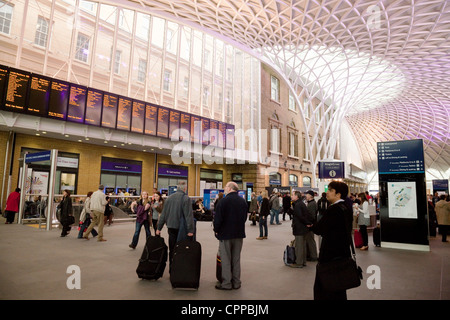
[213,181,247,290]
[312,181,352,300]
[290,191,314,268]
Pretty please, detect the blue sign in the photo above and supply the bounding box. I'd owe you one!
[432,179,448,192]
[377,139,425,174]
[318,161,345,179]
[25,151,51,163]
[203,189,224,210]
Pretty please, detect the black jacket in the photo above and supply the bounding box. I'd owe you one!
[214,192,247,240]
[312,201,352,263]
[259,198,270,217]
[291,199,313,236]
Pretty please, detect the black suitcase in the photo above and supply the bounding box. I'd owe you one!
[373,225,381,247]
[284,244,296,265]
[136,236,168,280]
[170,239,202,289]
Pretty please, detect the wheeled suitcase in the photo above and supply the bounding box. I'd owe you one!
[136,235,168,280]
[373,225,381,247]
[354,229,363,248]
[170,239,202,289]
[283,244,296,265]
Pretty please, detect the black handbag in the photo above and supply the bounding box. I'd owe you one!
[316,205,363,292]
[68,215,75,225]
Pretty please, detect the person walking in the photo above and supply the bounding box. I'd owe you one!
[312,181,353,300]
[129,191,152,249]
[213,181,247,290]
[269,190,282,225]
[78,192,98,239]
[58,190,73,237]
[83,184,108,242]
[317,192,329,222]
[150,191,164,234]
[248,192,258,226]
[4,188,20,224]
[282,193,292,221]
[156,181,194,271]
[435,195,450,242]
[256,190,270,240]
[290,190,313,268]
[305,190,318,261]
[356,192,371,250]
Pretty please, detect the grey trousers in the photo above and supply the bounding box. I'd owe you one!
[218,238,243,289]
[294,235,307,265]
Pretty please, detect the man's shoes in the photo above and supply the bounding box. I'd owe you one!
[256,237,264,240]
[129,244,136,249]
[262,236,268,239]
[98,238,107,242]
[288,264,304,268]
[215,284,232,290]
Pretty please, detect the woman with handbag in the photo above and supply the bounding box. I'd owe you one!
[150,192,164,234]
[129,191,151,249]
[356,193,371,250]
[58,189,73,237]
[312,181,360,300]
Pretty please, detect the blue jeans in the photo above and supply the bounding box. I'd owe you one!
[77,217,98,238]
[270,208,280,224]
[259,216,268,237]
[131,220,151,247]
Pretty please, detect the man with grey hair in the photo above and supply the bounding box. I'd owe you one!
[83,184,108,242]
[156,180,194,271]
[213,181,247,290]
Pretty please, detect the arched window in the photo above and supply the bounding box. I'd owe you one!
[303,176,311,187]
[269,172,281,186]
[289,174,298,186]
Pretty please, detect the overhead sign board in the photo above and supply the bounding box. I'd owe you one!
[377,139,425,174]
[318,161,345,179]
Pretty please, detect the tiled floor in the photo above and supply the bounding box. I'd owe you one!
[0,216,449,301]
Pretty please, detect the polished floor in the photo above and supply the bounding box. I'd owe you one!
[0,215,449,301]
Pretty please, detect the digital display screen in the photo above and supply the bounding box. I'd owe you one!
[84,88,103,126]
[144,104,158,136]
[157,107,169,138]
[48,79,69,119]
[102,93,118,129]
[201,118,210,146]
[179,113,191,141]
[0,65,10,110]
[169,110,180,140]
[67,84,87,123]
[226,124,235,150]
[116,96,132,131]
[26,74,51,116]
[209,120,219,147]
[5,68,30,111]
[191,115,201,144]
[218,122,227,148]
[131,100,145,133]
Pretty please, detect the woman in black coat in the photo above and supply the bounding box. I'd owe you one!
[58,190,73,237]
[312,181,352,300]
[257,192,270,240]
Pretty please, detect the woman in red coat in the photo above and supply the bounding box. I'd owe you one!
[5,188,21,224]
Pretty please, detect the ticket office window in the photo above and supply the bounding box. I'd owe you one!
[200,169,223,190]
[100,157,142,195]
[157,163,188,193]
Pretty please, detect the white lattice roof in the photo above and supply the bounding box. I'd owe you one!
[121,0,450,181]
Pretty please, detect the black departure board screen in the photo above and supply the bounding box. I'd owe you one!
[0,65,9,109]
[209,120,219,147]
[179,113,191,141]
[84,88,103,126]
[117,96,132,131]
[201,118,210,146]
[145,104,157,136]
[67,84,87,123]
[48,79,69,119]
[157,107,169,138]
[131,100,145,133]
[5,68,30,111]
[226,124,235,150]
[27,74,51,116]
[218,122,227,148]
[169,110,180,140]
[191,115,201,144]
[102,93,118,129]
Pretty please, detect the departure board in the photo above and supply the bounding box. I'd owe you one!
[0,65,9,110]
[191,115,201,144]
[26,74,51,116]
[209,120,219,147]
[5,68,30,111]
[101,93,118,129]
[84,88,103,126]
[131,99,145,133]
[218,122,227,148]
[67,84,87,123]
[117,96,132,131]
[201,118,210,145]
[226,124,235,150]
[157,107,169,138]
[169,110,180,140]
[179,113,191,141]
[48,79,69,119]
[144,104,157,136]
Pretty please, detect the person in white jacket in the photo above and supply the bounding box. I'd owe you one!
[83,185,108,242]
[357,193,371,250]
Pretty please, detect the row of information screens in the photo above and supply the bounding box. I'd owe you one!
[0,65,235,149]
